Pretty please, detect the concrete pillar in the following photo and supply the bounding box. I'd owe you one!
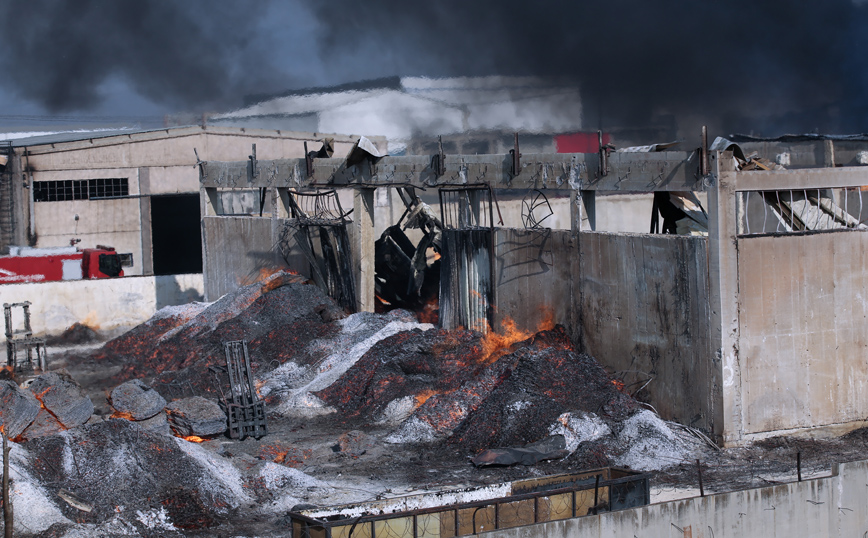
[138,168,154,275]
[570,190,596,233]
[706,151,740,446]
[353,188,376,312]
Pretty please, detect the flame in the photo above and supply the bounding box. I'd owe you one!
[260,444,290,464]
[182,435,206,443]
[415,389,438,407]
[611,379,625,391]
[416,296,439,324]
[239,266,301,288]
[81,311,101,330]
[479,318,532,363]
[432,251,441,261]
[376,295,392,306]
[478,311,556,363]
[111,411,135,420]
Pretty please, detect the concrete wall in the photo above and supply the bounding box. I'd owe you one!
[577,232,716,435]
[479,459,868,538]
[492,229,576,334]
[737,229,868,437]
[0,273,203,342]
[201,216,284,301]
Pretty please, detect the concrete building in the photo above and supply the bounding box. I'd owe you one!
[0,126,364,275]
[199,133,868,447]
[0,126,370,340]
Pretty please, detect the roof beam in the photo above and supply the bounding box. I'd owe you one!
[199,150,705,192]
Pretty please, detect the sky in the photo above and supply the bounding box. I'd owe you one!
[0,0,867,137]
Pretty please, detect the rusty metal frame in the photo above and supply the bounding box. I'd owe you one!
[287,470,650,538]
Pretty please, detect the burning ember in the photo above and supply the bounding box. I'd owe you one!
[110,411,135,420]
[181,435,206,443]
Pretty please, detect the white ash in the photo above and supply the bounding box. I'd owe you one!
[258,462,329,491]
[549,412,612,453]
[613,409,692,471]
[149,302,209,323]
[135,507,177,532]
[376,396,419,425]
[57,516,143,537]
[507,400,532,413]
[264,311,433,416]
[385,416,441,444]
[8,443,70,534]
[173,437,251,506]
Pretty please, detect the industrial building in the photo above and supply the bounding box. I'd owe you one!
[200,132,868,447]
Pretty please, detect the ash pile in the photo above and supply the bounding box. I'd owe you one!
[0,272,705,537]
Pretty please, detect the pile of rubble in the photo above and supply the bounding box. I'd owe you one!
[0,272,705,536]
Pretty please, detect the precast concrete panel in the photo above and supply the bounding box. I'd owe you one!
[737,229,868,435]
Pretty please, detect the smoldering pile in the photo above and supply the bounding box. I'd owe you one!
[0,271,702,536]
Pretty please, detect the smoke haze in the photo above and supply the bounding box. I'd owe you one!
[0,0,866,136]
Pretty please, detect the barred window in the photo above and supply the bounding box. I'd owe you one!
[34,178,129,202]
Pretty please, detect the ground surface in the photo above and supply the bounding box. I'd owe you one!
[42,340,868,538]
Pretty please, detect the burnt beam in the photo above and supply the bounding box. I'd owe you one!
[200,151,704,192]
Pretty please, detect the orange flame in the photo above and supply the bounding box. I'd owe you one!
[416,296,439,324]
[81,311,101,330]
[110,411,135,421]
[479,317,532,363]
[415,389,438,407]
[611,379,625,391]
[478,311,556,363]
[182,436,206,443]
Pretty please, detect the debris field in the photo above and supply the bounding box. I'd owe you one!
[0,271,844,537]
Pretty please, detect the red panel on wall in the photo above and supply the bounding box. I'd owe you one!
[555,132,610,153]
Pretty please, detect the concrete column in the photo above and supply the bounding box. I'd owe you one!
[706,151,741,446]
[353,188,376,312]
[570,190,596,233]
[138,168,154,275]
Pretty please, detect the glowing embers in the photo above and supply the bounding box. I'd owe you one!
[315,325,636,452]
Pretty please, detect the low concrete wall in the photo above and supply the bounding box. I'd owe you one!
[577,232,717,437]
[481,459,868,538]
[0,273,203,342]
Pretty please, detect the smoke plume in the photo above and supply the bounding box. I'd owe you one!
[0,0,866,136]
[0,0,279,113]
[310,0,868,136]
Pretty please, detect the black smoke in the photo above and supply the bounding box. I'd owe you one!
[1,1,867,137]
[0,1,281,113]
[310,0,868,137]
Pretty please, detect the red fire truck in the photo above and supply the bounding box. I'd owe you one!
[0,245,130,284]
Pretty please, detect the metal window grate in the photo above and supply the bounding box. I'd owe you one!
[34,178,129,202]
[737,187,868,235]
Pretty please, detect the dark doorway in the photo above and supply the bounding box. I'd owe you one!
[151,194,202,275]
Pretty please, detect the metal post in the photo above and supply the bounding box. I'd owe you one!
[593,474,600,514]
[797,451,802,482]
[3,428,11,538]
[697,459,705,497]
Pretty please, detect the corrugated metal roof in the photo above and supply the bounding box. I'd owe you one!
[6,126,195,147]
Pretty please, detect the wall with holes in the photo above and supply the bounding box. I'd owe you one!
[479,459,868,538]
[0,273,203,342]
